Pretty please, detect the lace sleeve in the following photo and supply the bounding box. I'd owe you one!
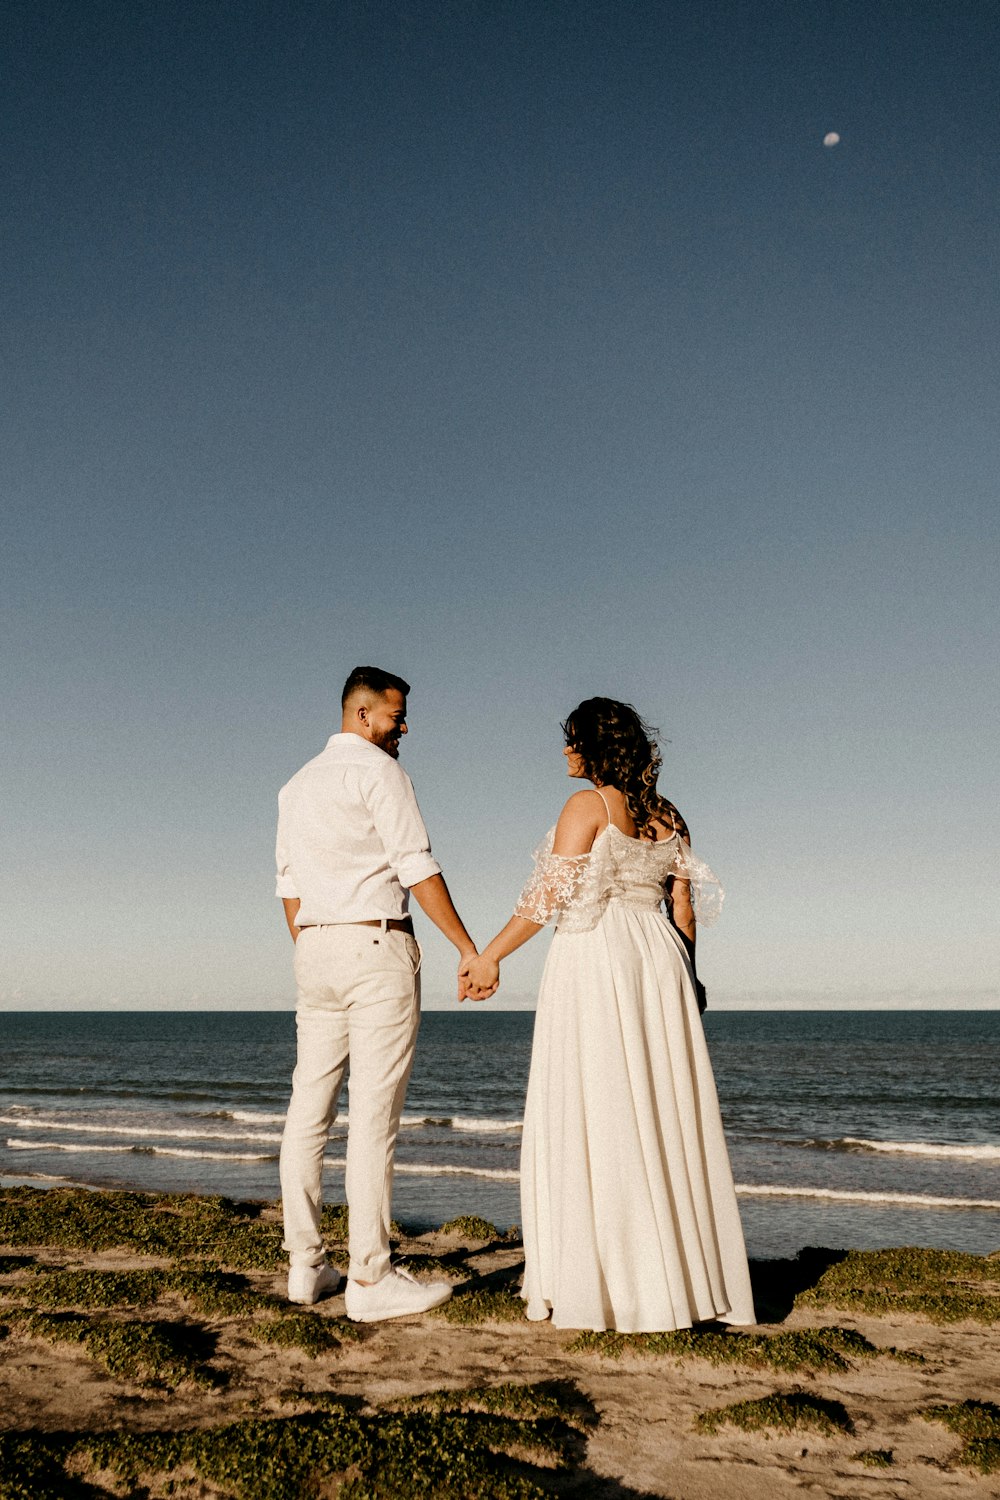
[673,842,725,927]
[514,830,592,926]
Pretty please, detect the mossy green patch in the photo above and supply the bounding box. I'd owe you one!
[396,1253,463,1277]
[319,1202,350,1242]
[168,1267,285,1317]
[91,1412,550,1499]
[3,1258,361,1369]
[21,1311,219,1388]
[0,1431,92,1500]
[962,1444,1000,1478]
[0,1379,624,1499]
[922,1401,1000,1475]
[438,1215,500,1241]
[569,1323,921,1372]
[66,1393,592,1498]
[248,1313,353,1358]
[923,1400,1000,1440]
[696,1390,854,1437]
[82,1416,370,1499]
[0,1187,285,1270]
[795,1247,1000,1323]
[394,1379,594,1427]
[277,1389,360,1411]
[431,1284,525,1325]
[853,1448,894,1467]
[4,1264,284,1317]
[7,1267,167,1310]
[316,1202,404,1243]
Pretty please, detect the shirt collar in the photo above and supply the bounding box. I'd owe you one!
[325,732,391,758]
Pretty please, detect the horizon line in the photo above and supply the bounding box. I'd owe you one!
[2,1003,998,1015]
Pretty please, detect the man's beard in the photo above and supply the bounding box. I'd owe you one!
[370,728,400,758]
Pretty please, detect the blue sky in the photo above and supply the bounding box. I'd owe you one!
[2,0,997,1010]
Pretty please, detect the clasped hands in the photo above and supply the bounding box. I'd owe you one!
[457,951,500,1003]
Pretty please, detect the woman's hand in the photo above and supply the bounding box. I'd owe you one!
[459,953,500,1002]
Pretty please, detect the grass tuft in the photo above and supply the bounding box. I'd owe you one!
[853,1448,894,1467]
[7,1268,167,1310]
[248,1313,355,1357]
[0,1431,88,1500]
[431,1285,525,1325]
[922,1401,1000,1475]
[393,1379,594,1428]
[169,1266,285,1317]
[0,1187,285,1270]
[569,1323,921,1372]
[21,1311,219,1388]
[4,1264,286,1317]
[64,1399,580,1498]
[795,1247,1000,1323]
[319,1202,350,1242]
[438,1215,500,1241]
[277,1389,359,1411]
[696,1390,854,1437]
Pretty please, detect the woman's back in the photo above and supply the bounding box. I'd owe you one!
[590,783,687,844]
[587,786,687,911]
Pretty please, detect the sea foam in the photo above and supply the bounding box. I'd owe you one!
[0,1115,282,1146]
[837,1137,1000,1161]
[7,1139,276,1163]
[736,1182,1000,1210]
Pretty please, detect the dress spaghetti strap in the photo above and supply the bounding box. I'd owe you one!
[594,788,613,829]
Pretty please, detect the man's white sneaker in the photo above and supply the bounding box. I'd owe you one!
[287,1262,343,1305]
[344,1266,452,1323]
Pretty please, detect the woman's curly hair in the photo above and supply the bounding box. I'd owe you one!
[561,697,685,840]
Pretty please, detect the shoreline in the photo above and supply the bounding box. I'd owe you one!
[7,1009,998,1264]
[6,1167,1000,1267]
[1,1184,998,1496]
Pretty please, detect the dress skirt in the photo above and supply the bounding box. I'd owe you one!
[520,900,756,1332]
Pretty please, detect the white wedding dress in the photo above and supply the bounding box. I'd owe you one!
[517,797,755,1332]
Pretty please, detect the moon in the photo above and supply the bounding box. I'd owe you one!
[823,132,841,147]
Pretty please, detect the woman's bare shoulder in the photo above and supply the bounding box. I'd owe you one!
[551,788,606,857]
[557,788,606,828]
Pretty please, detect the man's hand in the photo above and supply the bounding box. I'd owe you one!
[456,950,477,1003]
[282,897,302,942]
[410,874,481,967]
[459,952,500,1003]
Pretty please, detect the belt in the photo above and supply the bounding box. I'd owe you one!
[345,917,414,935]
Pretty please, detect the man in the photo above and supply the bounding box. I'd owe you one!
[275,666,492,1319]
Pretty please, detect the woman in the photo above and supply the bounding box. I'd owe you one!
[464,698,755,1333]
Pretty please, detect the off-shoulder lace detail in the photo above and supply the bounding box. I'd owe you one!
[514,825,724,933]
[673,841,725,927]
[513,832,593,925]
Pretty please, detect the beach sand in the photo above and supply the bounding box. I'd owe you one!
[1,1187,997,1497]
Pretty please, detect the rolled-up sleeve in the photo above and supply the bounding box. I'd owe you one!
[274,792,299,898]
[365,762,441,889]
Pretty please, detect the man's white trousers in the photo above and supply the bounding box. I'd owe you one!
[279,924,421,1284]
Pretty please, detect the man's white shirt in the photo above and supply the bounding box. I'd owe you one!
[275,733,441,925]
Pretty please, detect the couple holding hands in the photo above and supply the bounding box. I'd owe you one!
[275,666,754,1330]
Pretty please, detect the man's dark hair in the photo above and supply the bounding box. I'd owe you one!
[341,666,411,708]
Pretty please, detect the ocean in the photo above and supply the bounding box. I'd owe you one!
[2,1010,997,1261]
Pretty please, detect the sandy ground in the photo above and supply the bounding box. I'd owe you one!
[2,1220,999,1498]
